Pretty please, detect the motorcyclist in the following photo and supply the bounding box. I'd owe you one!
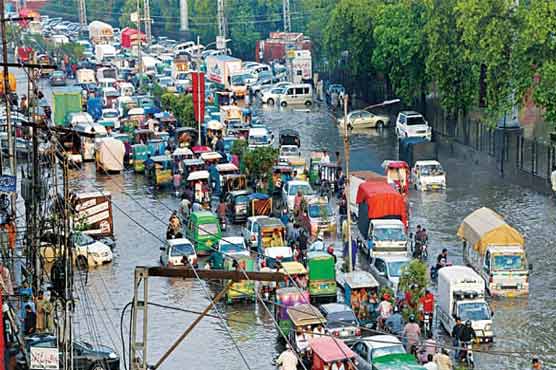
[419,290,435,337]
[457,320,477,360]
[385,306,404,336]
[436,248,449,270]
[402,314,421,352]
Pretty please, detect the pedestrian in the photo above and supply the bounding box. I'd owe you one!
[532,358,542,369]
[335,151,341,167]
[24,305,36,336]
[376,294,393,330]
[276,345,298,370]
[321,150,330,164]
[35,290,47,332]
[423,354,438,370]
[433,349,453,370]
[280,208,289,226]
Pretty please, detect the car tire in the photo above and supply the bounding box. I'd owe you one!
[89,362,107,370]
[76,256,89,270]
[305,100,312,106]
[280,101,287,107]
[376,121,384,129]
[267,98,274,105]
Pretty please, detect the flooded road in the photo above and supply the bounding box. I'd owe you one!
[66,102,556,370]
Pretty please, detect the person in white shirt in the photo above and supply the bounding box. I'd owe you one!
[551,166,556,194]
[423,354,438,370]
[276,345,298,370]
[295,329,308,352]
[321,150,330,164]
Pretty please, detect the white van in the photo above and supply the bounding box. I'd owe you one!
[278,84,313,107]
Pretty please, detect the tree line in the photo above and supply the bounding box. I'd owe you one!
[42,0,556,127]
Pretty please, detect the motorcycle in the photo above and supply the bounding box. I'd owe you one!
[413,240,428,260]
[421,312,433,339]
[460,341,475,369]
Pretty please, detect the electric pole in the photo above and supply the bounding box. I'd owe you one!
[179,0,188,32]
[217,0,226,38]
[135,0,143,89]
[283,0,291,32]
[343,94,353,272]
[143,0,151,44]
[78,0,88,32]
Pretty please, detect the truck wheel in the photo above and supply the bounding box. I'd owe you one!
[280,101,287,107]
[267,98,274,105]
[305,100,312,106]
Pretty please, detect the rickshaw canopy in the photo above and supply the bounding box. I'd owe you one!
[183,158,205,167]
[287,304,326,327]
[310,337,356,363]
[200,151,223,161]
[207,120,224,130]
[279,261,307,275]
[457,207,524,255]
[381,160,409,170]
[187,170,210,181]
[192,145,211,154]
[216,163,239,173]
[172,147,193,158]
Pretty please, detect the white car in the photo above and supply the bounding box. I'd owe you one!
[242,216,270,249]
[101,108,120,129]
[71,232,113,268]
[279,145,301,162]
[160,238,198,267]
[260,86,286,105]
[247,127,274,148]
[412,160,446,191]
[218,237,250,257]
[395,111,432,140]
[369,255,411,293]
[282,180,316,212]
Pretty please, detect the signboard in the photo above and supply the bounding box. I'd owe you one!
[71,192,113,237]
[30,346,59,370]
[191,72,206,124]
[286,50,296,60]
[0,175,16,193]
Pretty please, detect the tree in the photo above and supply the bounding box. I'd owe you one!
[241,146,278,184]
[160,93,195,127]
[455,0,519,124]
[424,0,475,117]
[532,62,556,130]
[371,0,429,105]
[397,259,428,319]
[228,1,261,60]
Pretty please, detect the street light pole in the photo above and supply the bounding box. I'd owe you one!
[343,94,352,272]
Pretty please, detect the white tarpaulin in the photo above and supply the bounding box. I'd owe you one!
[96,138,125,172]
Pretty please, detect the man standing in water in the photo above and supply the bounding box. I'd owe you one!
[276,344,298,370]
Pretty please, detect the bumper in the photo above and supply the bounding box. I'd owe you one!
[490,286,529,298]
[423,183,445,191]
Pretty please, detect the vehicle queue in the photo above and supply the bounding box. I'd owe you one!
[12,15,535,370]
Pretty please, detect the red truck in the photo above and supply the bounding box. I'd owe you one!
[255,32,312,63]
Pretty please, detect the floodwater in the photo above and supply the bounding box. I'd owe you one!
[68,102,556,370]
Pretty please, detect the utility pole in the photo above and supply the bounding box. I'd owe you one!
[78,0,88,32]
[343,94,353,272]
[283,0,291,32]
[135,0,143,89]
[0,0,17,217]
[62,156,74,370]
[179,0,188,32]
[143,0,151,45]
[217,0,226,38]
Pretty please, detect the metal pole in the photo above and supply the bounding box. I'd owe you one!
[136,0,143,90]
[343,94,352,272]
[196,36,201,146]
[152,281,233,370]
[179,0,189,31]
[143,0,151,44]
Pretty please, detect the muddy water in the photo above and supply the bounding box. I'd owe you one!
[71,103,556,370]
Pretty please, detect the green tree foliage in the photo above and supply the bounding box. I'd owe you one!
[160,93,195,127]
[532,62,556,128]
[397,259,429,319]
[371,0,428,104]
[455,0,518,122]
[241,146,278,183]
[227,2,261,60]
[424,0,474,116]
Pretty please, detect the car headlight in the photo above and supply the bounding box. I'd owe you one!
[89,252,100,257]
[108,352,118,359]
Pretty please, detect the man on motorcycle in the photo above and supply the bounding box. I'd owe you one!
[419,290,435,338]
[436,248,449,269]
[385,306,404,336]
[402,314,421,352]
[457,320,477,361]
[414,226,428,258]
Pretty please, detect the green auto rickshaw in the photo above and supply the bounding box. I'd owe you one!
[185,211,221,256]
[132,144,148,173]
[306,251,337,303]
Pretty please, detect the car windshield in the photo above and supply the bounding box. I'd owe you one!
[220,243,245,254]
[420,164,444,176]
[308,204,333,218]
[73,233,94,246]
[406,116,426,125]
[231,75,246,85]
[387,261,408,277]
[372,344,405,359]
[198,222,219,236]
[493,254,525,271]
[103,111,118,118]
[170,243,194,257]
[289,184,314,196]
[52,71,64,77]
[328,310,358,325]
[249,135,269,145]
[281,147,299,155]
[458,302,491,321]
[373,227,406,242]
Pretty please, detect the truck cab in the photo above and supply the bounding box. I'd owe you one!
[361,219,408,258]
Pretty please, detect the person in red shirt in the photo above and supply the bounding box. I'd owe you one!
[419,289,435,338]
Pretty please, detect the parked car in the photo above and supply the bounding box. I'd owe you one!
[17,334,120,370]
[282,180,316,212]
[251,76,280,95]
[411,160,446,191]
[338,110,390,129]
[369,255,411,293]
[319,303,361,343]
[49,70,66,86]
[160,238,198,267]
[352,335,426,370]
[71,232,113,268]
[260,86,286,105]
[395,111,432,140]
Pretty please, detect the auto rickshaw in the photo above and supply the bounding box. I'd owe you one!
[381,160,410,195]
[222,174,247,196]
[341,270,380,328]
[149,155,173,187]
[147,138,166,156]
[183,158,206,180]
[200,151,223,165]
[278,262,308,290]
[133,128,152,144]
[274,287,310,338]
[306,251,337,303]
[309,337,357,370]
[187,170,211,204]
[289,158,308,180]
[192,145,211,158]
[224,190,251,224]
[319,163,341,194]
[224,255,256,304]
[132,144,148,173]
[175,127,198,148]
[304,199,337,239]
[309,151,326,186]
[185,211,221,255]
[272,164,293,195]
[247,193,272,217]
[279,128,300,147]
[220,105,243,126]
[172,147,194,161]
[287,304,326,355]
